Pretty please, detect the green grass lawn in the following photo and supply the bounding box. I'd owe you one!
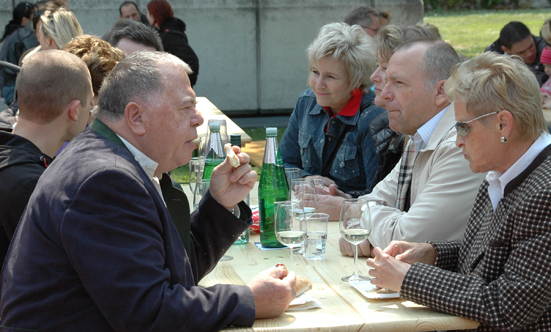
[425,9,551,58]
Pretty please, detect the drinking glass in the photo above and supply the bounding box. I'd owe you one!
[188,157,205,193]
[193,179,210,211]
[275,201,306,267]
[305,213,329,260]
[290,179,318,217]
[339,198,370,282]
[284,168,301,198]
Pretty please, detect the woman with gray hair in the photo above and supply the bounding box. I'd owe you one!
[367,52,551,331]
[280,22,385,196]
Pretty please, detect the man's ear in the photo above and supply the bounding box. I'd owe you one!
[66,100,82,122]
[501,45,511,54]
[434,79,448,107]
[124,102,146,136]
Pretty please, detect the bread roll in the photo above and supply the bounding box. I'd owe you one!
[296,276,312,296]
[224,143,240,167]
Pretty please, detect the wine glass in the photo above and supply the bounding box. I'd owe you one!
[284,168,301,198]
[188,157,205,193]
[339,198,370,282]
[193,179,210,211]
[275,201,306,267]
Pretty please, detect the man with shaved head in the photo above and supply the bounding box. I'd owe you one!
[0,50,93,267]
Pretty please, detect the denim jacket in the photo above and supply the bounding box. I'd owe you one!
[280,88,385,194]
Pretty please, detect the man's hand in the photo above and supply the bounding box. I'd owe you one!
[248,266,296,319]
[339,238,372,257]
[383,241,437,265]
[209,146,256,210]
[366,247,410,292]
[327,184,351,198]
[315,195,345,221]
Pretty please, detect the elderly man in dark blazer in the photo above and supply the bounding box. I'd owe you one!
[366,52,551,331]
[0,51,296,331]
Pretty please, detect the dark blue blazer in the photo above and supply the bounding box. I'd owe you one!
[0,121,255,331]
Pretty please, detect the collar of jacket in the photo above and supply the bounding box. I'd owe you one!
[308,89,376,126]
[421,102,456,153]
[89,119,130,153]
[504,143,551,196]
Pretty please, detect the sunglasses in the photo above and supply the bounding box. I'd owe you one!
[455,111,499,137]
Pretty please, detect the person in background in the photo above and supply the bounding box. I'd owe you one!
[102,19,163,54]
[280,22,385,197]
[539,46,551,109]
[417,22,441,39]
[540,16,551,45]
[36,8,83,50]
[119,1,150,26]
[1,2,37,105]
[0,50,93,268]
[0,51,295,331]
[368,51,551,332]
[62,35,125,124]
[377,10,391,27]
[485,21,548,86]
[146,0,199,86]
[344,5,380,38]
[326,38,485,258]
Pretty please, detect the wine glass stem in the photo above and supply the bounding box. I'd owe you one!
[290,247,294,267]
[353,243,358,276]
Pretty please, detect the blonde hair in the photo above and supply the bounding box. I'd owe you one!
[308,22,376,91]
[40,8,83,49]
[445,52,547,141]
[541,17,551,44]
[375,25,439,64]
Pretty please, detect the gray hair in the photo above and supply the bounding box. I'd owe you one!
[102,19,163,51]
[445,52,547,141]
[395,38,459,90]
[95,51,191,122]
[375,24,438,64]
[308,22,377,91]
[344,6,379,27]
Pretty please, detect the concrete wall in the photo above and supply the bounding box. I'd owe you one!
[1,0,424,114]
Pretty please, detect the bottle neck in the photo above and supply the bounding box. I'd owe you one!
[206,131,224,158]
[263,136,278,164]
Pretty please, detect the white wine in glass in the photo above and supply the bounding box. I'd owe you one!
[275,201,306,267]
[340,198,370,282]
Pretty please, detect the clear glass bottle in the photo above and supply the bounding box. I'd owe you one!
[231,134,250,245]
[202,122,224,180]
[258,127,288,248]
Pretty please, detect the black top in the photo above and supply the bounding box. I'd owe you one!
[159,17,199,86]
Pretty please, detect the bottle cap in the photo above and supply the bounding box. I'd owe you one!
[266,127,277,137]
[209,122,220,132]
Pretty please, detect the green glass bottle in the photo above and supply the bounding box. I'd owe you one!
[258,127,289,248]
[202,122,224,180]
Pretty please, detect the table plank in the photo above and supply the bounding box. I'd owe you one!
[195,97,252,146]
[199,223,480,331]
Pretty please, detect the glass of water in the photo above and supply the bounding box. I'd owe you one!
[305,213,329,260]
[339,198,370,282]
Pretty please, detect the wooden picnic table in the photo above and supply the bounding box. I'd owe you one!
[199,222,480,332]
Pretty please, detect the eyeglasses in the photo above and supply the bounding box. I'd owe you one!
[455,111,500,137]
[359,25,379,33]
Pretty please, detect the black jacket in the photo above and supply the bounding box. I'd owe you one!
[159,17,199,86]
[0,131,52,267]
[2,24,38,87]
[484,35,548,86]
[347,111,405,198]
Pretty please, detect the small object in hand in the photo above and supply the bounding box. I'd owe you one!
[224,143,240,168]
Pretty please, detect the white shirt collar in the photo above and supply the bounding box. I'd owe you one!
[486,132,551,210]
[117,135,165,205]
[409,106,448,154]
